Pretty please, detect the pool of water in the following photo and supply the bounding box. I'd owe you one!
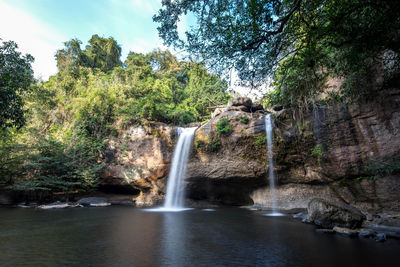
[0,207,398,266]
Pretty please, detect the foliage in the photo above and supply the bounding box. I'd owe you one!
[253,136,266,149]
[311,144,323,164]
[154,0,400,107]
[196,137,221,153]
[1,36,230,194]
[12,137,103,192]
[0,40,34,130]
[55,35,121,73]
[365,158,400,179]
[0,129,27,187]
[216,118,232,136]
[240,116,250,124]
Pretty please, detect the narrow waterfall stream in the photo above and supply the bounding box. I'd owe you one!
[147,127,197,212]
[264,114,284,216]
[164,127,197,209]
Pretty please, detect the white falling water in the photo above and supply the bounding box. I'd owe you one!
[264,114,283,216]
[162,127,197,211]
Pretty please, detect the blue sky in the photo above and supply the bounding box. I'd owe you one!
[0,0,183,79]
[0,0,264,97]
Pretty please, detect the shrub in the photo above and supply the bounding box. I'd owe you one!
[254,136,266,148]
[195,138,221,153]
[216,118,232,136]
[207,137,221,152]
[365,158,400,179]
[240,116,249,124]
[311,144,323,164]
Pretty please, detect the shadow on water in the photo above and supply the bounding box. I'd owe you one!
[0,207,399,267]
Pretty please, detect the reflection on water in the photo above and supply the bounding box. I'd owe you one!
[0,207,398,267]
[160,212,187,266]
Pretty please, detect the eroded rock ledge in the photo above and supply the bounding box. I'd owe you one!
[98,91,400,212]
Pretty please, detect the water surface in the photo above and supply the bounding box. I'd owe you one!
[0,207,398,266]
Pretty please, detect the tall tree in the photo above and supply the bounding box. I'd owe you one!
[0,40,34,130]
[55,39,88,73]
[154,0,400,99]
[84,34,122,72]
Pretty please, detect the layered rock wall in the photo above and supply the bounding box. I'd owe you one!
[102,92,400,212]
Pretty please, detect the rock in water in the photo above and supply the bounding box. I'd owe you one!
[306,198,365,229]
[333,226,359,237]
[77,197,111,207]
[38,201,71,209]
[375,233,387,242]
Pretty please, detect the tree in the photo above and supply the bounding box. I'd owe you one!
[154,0,400,103]
[84,34,122,72]
[55,39,88,73]
[0,40,34,130]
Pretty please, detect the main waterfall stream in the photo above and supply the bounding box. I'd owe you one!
[264,114,284,216]
[148,127,196,212]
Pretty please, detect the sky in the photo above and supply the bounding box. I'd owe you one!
[0,0,265,97]
[0,0,179,80]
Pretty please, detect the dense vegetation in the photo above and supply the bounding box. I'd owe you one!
[0,35,230,195]
[154,0,400,108]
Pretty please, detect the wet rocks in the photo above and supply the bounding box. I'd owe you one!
[375,233,387,242]
[38,201,71,209]
[315,229,335,234]
[77,197,111,207]
[292,212,308,221]
[306,198,365,229]
[333,226,359,237]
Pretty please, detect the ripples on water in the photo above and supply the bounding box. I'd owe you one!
[0,207,398,267]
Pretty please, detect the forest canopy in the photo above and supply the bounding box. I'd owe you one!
[0,35,230,194]
[154,0,400,107]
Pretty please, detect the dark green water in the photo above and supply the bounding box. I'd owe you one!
[0,207,398,267]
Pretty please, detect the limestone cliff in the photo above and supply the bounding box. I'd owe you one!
[252,89,400,212]
[101,122,178,206]
[101,93,400,212]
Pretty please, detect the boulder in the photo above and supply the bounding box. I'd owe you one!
[228,97,253,108]
[306,198,365,229]
[211,107,226,118]
[358,228,375,238]
[315,229,335,234]
[333,226,359,237]
[77,197,111,207]
[38,201,71,210]
[375,233,387,242]
[292,212,307,221]
[250,102,264,112]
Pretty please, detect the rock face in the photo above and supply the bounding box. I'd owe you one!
[252,89,400,212]
[101,122,178,206]
[101,90,400,211]
[186,108,268,205]
[306,198,365,229]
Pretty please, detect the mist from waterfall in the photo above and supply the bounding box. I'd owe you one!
[264,114,283,216]
[163,127,197,210]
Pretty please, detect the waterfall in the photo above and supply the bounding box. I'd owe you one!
[264,114,283,216]
[163,127,197,210]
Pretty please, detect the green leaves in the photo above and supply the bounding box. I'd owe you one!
[155,0,400,106]
[55,35,122,74]
[2,36,230,194]
[0,40,34,130]
[216,118,232,136]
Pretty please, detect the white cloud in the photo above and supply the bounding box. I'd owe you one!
[0,1,66,80]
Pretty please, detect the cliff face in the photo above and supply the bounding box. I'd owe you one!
[102,92,400,212]
[101,122,178,206]
[252,89,400,212]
